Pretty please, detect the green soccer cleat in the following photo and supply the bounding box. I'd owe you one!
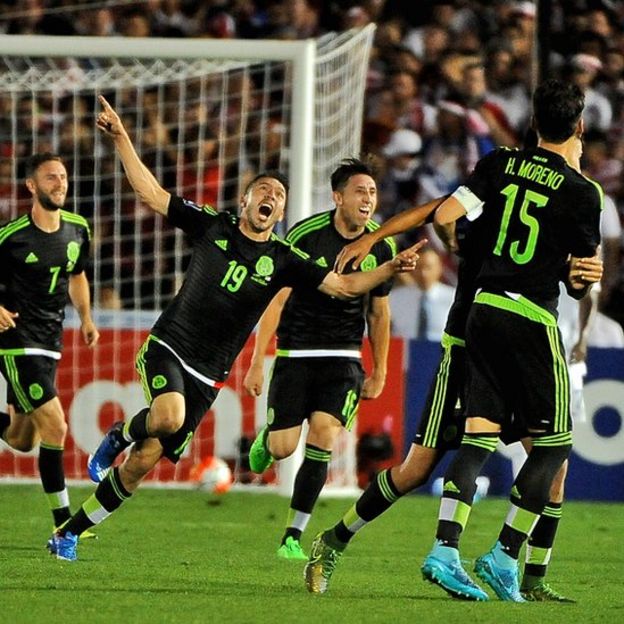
[277,536,307,561]
[304,532,343,594]
[521,581,576,603]
[249,425,274,473]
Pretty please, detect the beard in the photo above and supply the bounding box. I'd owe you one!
[38,191,64,212]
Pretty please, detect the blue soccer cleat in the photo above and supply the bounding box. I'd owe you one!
[422,541,489,601]
[47,531,78,561]
[474,546,526,602]
[87,421,130,483]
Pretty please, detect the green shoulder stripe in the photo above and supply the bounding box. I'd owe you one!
[365,221,397,256]
[288,243,311,260]
[286,212,331,245]
[0,215,30,245]
[582,175,604,211]
[61,210,91,240]
[202,204,217,216]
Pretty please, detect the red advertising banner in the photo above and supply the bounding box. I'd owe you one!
[0,329,405,486]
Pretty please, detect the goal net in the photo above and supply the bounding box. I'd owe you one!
[0,26,374,494]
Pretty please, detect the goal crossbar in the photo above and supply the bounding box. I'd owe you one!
[0,32,321,223]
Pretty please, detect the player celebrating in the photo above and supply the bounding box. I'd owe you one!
[46,96,423,561]
[419,78,602,602]
[304,204,601,597]
[0,153,99,532]
[242,158,396,561]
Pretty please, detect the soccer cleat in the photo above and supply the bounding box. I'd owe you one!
[248,425,274,473]
[277,536,308,561]
[47,531,78,561]
[87,421,130,483]
[304,532,343,594]
[474,550,525,602]
[422,549,489,601]
[521,581,576,603]
[54,520,98,542]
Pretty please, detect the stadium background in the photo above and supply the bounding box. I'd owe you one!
[0,0,623,502]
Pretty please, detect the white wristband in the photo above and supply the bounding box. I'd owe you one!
[451,185,484,221]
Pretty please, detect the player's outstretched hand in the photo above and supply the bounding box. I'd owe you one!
[0,306,18,332]
[96,95,125,137]
[392,239,427,273]
[334,232,376,274]
[243,362,264,397]
[569,250,603,289]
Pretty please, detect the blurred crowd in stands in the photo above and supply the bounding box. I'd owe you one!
[1,0,624,334]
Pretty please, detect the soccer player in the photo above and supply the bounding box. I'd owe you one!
[305,195,601,597]
[46,96,423,561]
[0,153,99,532]
[418,78,602,602]
[242,158,397,561]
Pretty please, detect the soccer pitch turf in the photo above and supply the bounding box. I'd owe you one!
[1,485,622,623]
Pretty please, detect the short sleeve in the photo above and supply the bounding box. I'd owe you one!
[167,194,219,239]
[277,244,331,290]
[369,237,396,297]
[565,181,603,258]
[70,225,91,274]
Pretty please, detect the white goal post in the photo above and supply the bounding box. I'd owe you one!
[0,27,375,494]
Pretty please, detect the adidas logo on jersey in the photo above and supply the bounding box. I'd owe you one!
[215,239,228,251]
[25,252,39,264]
[315,256,328,267]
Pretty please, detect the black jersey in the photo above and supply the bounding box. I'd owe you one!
[443,218,484,340]
[150,196,330,382]
[461,147,602,314]
[275,210,396,352]
[0,211,90,353]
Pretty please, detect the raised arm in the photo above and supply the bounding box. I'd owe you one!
[335,197,444,273]
[96,95,171,216]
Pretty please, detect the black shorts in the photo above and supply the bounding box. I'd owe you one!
[135,338,220,463]
[413,336,466,450]
[0,353,58,413]
[266,356,365,431]
[465,296,571,435]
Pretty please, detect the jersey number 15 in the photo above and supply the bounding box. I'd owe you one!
[493,183,549,265]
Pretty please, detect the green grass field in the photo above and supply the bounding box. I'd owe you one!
[1,485,622,623]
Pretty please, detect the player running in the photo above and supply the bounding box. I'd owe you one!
[46,96,424,561]
[0,153,99,534]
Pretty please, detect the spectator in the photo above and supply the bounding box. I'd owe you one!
[389,247,455,341]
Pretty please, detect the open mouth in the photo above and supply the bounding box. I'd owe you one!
[359,206,371,217]
[259,203,273,218]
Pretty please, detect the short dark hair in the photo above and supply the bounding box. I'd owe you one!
[330,158,375,192]
[25,153,65,179]
[532,79,585,143]
[244,170,289,196]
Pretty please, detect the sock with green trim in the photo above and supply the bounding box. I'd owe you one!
[331,468,403,545]
[435,433,498,548]
[522,502,562,587]
[59,467,132,537]
[124,408,150,442]
[39,443,70,526]
[498,442,571,559]
[281,444,330,545]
